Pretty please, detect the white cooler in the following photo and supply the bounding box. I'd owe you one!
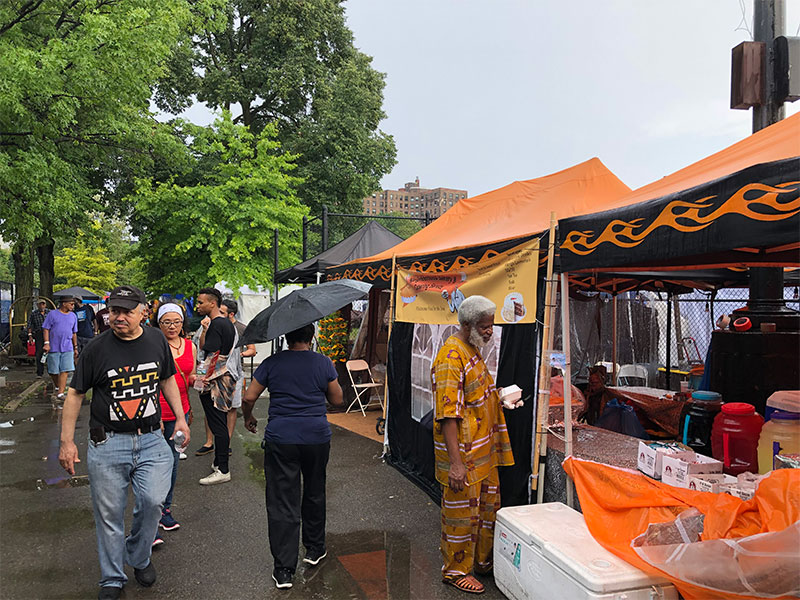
[494,503,678,600]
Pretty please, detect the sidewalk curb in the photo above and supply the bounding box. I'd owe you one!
[3,379,47,412]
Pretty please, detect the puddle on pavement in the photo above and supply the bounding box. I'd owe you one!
[3,475,90,492]
[3,506,94,534]
[243,440,266,483]
[282,530,412,600]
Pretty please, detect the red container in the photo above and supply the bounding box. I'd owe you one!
[711,402,764,475]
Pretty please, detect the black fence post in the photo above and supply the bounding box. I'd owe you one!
[322,205,329,251]
[302,215,308,262]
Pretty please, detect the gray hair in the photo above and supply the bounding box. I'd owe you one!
[457,295,496,326]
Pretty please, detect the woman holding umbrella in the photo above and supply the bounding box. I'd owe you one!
[242,323,344,590]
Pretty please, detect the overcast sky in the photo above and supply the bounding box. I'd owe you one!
[180,1,800,196]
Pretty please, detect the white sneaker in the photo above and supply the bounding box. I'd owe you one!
[199,466,231,485]
[179,452,187,460]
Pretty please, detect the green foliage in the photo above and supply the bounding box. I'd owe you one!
[0,0,223,258]
[131,113,307,296]
[155,0,397,224]
[382,212,423,240]
[0,247,13,282]
[54,232,119,294]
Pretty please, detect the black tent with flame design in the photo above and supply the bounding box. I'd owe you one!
[559,115,800,274]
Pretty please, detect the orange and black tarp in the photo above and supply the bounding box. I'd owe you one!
[560,113,800,273]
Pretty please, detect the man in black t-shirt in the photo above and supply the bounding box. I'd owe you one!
[59,285,189,600]
[195,287,236,485]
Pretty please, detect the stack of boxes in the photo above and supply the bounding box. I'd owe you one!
[636,441,763,499]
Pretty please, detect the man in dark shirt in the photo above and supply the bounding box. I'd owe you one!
[74,297,96,354]
[27,299,50,376]
[95,303,111,333]
[196,287,235,485]
[58,285,189,600]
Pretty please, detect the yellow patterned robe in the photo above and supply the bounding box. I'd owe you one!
[431,335,514,578]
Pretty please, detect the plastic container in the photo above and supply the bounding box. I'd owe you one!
[172,430,188,453]
[764,390,800,422]
[757,410,800,474]
[711,403,764,475]
[494,503,678,600]
[680,391,722,457]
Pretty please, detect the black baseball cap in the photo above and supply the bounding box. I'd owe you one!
[107,285,147,310]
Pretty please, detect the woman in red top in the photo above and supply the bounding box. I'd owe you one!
[156,303,196,534]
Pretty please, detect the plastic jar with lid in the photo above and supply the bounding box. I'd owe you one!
[711,402,764,475]
[757,410,800,474]
[681,391,722,456]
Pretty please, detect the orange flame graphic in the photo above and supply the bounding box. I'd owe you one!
[562,181,800,256]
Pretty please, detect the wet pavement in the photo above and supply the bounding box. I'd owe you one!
[0,365,506,600]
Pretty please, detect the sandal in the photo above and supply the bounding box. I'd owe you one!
[443,575,485,594]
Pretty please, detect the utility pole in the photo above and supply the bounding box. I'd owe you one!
[752,0,785,132]
[747,0,787,320]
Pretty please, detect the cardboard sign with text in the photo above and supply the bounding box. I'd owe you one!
[395,238,539,325]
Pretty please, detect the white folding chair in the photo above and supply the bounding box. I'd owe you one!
[345,359,385,416]
[616,364,648,387]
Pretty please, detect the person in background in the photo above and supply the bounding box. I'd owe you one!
[242,323,343,590]
[42,296,78,402]
[154,303,196,542]
[220,299,257,441]
[431,295,516,594]
[27,299,50,377]
[95,300,111,334]
[74,297,96,355]
[195,287,236,485]
[578,365,620,426]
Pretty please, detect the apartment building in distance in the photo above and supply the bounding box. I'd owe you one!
[361,177,468,220]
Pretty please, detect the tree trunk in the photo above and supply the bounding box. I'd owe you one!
[11,246,35,356]
[36,238,54,301]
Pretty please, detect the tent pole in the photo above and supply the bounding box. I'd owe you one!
[666,292,672,390]
[560,272,574,508]
[612,291,618,385]
[381,254,397,448]
[532,213,557,501]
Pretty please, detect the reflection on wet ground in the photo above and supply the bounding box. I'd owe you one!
[285,531,411,600]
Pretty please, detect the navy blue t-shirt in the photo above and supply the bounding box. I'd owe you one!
[253,350,338,445]
[75,304,95,338]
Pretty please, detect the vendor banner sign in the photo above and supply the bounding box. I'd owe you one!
[394,238,539,325]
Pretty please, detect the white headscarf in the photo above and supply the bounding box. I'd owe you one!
[157,302,184,322]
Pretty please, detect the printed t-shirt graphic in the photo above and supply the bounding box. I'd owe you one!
[106,362,160,422]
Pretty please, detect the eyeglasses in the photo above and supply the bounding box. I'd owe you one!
[159,320,183,328]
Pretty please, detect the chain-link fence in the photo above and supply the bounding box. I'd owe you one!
[552,286,800,390]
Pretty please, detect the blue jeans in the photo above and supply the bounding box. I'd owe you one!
[161,415,188,511]
[87,429,172,589]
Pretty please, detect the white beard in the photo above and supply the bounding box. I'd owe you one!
[468,327,488,349]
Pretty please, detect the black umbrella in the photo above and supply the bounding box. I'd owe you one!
[240,279,372,345]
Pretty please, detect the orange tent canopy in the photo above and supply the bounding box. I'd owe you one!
[336,157,631,267]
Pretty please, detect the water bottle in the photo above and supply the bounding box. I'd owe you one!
[40,351,48,364]
[172,430,187,453]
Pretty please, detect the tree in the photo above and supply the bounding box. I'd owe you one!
[54,232,118,294]
[131,114,307,296]
[0,0,221,318]
[155,0,396,224]
[382,212,423,240]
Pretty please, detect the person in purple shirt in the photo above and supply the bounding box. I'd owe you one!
[42,295,79,402]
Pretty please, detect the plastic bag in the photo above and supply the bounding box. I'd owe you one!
[594,398,648,439]
[633,518,800,598]
[563,457,800,600]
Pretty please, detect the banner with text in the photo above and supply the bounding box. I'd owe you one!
[394,238,539,324]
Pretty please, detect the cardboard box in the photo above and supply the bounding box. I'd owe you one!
[688,473,736,493]
[637,441,693,479]
[720,483,755,501]
[661,453,724,488]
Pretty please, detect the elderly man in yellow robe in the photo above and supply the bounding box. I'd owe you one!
[432,295,517,594]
